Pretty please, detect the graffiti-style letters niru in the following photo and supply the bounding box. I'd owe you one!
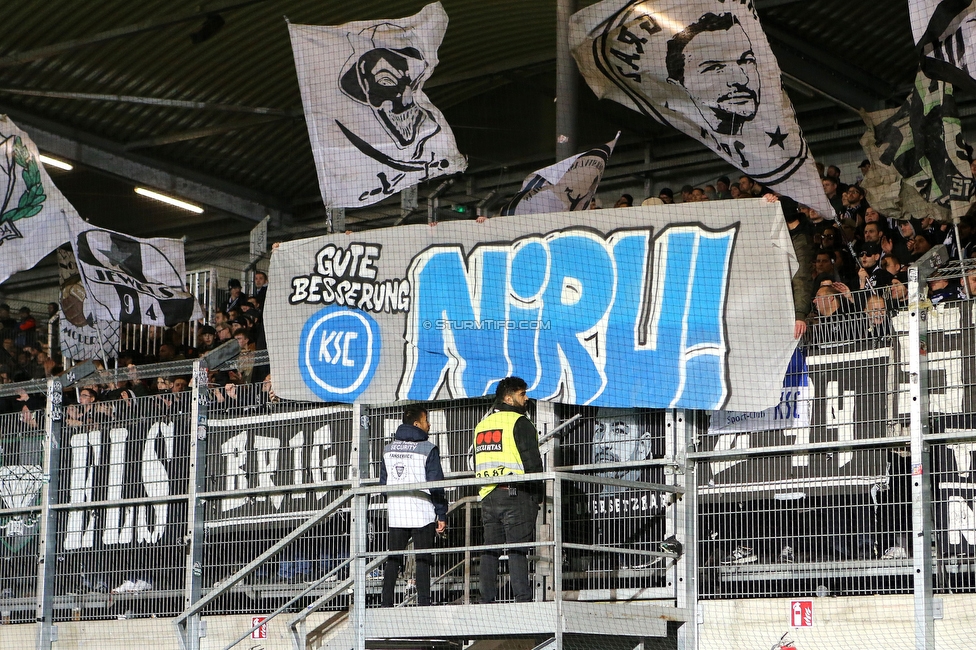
[399,225,737,408]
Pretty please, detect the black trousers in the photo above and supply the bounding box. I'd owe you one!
[480,487,539,603]
[381,522,436,607]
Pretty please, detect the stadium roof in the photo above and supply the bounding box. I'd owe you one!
[0,0,953,292]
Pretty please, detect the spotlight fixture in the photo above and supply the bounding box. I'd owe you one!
[38,154,73,171]
[134,187,204,214]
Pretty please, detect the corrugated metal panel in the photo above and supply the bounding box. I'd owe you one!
[0,0,956,293]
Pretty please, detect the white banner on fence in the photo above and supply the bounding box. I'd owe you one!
[268,199,798,411]
[708,348,811,435]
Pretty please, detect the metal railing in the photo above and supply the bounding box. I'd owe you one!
[2,249,976,649]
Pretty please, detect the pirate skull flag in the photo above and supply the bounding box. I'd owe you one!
[66,221,203,329]
[500,134,619,216]
[569,0,831,218]
[0,116,75,285]
[289,2,467,208]
[911,0,976,90]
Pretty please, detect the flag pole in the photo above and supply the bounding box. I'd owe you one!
[555,0,578,161]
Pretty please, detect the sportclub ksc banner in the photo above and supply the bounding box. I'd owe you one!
[267,199,798,411]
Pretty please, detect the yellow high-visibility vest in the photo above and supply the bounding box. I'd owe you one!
[474,410,527,499]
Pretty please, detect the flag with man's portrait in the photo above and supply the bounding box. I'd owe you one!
[499,134,619,216]
[569,0,831,217]
[910,0,976,89]
[66,221,202,328]
[289,2,467,209]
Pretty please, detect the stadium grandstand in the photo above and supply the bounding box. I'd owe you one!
[1,1,975,650]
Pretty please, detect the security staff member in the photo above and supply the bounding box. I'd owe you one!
[474,376,544,603]
[380,404,448,607]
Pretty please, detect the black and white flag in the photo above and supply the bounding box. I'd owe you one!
[289,2,467,208]
[67,223,202,328]
[500,135,618,216]
[911,0,976,89]
[569,0,832,218]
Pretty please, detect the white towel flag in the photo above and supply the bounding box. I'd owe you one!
[499,134,619,216]
[289,2,467,209]
[569,0,831,217]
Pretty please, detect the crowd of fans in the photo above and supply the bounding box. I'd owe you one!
[4,162,976,400]
[0,271,271,417]
[611,161,976,348]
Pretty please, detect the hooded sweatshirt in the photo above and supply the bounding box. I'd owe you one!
[380,423,448,528]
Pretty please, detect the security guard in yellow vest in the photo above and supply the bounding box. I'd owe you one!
[474,376,544,603]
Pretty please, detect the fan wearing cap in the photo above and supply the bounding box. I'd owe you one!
[840,184,868,222]
[857,159,871,183]
[856,242,892,292]
[226,278,247,312]
[197,325,218,353]
[907,230,936,262]
[927,272,965,305]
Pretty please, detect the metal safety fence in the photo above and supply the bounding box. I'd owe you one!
[0,251,971,648]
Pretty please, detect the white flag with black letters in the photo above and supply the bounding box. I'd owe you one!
[289,2,467,208]
[500,135,619,216]
[67,222,203,327]
[569,0,832,218]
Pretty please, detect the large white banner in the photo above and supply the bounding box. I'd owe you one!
[0,116,74,284]
[66,222,203,328]
[267,199,798,411]
[289,2,467,208]
[569,0,831,218]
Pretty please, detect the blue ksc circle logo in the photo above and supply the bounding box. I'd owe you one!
[299,306,381,401]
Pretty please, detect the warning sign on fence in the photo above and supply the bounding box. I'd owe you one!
[791,601,813,628]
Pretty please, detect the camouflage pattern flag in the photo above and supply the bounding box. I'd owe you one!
[860,69,974,222]
[499,135,619,216]
[289,2,466,208]
[0,116,73,284]
[569,0,832,218]
[66,222,203,328]
[910,0,976,89]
